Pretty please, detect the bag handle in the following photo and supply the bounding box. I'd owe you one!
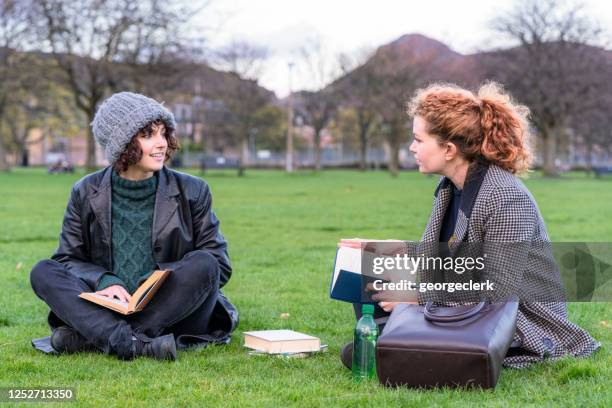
[424,301,487,322]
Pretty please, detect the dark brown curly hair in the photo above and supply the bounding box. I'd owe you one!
[113,119,180,173]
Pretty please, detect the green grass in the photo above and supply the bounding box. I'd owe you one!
[0,168,610,407]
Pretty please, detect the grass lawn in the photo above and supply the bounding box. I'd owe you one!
[0,167,610,407]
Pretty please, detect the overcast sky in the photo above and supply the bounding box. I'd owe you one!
[199,0,612,98]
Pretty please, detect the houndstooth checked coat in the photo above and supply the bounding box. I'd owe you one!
[416,160,600,368]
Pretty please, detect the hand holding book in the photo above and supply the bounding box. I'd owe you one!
[331,238,418,306]
[338,238,408,256]
[79,270,170,315]
[95,285,132,303]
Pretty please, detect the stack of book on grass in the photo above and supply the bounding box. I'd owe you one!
[243,330,326,358]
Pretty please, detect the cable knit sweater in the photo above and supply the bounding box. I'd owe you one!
[96,170,158,293]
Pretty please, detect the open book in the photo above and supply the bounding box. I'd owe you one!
[243,330,321,354]
[330,238,411,304]
[79,269,170,315]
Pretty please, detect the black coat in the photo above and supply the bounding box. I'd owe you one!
[50,165,238,342]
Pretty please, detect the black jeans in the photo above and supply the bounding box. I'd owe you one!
[30,250,219,359]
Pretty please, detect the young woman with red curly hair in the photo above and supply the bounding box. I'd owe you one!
[341,82,599,369]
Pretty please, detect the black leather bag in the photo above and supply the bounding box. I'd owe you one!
[376,300,519,389]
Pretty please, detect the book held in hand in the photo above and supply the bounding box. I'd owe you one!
[243,330,321,354]
[79,269,170,315]
[330,238,412,304]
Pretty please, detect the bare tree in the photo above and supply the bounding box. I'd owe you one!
[335,48,378,171]
[0,0,32,171]
[569,57,612,173]
[487,0,608,176]
[298,38,339,171]
[298,89,336,171]
[214,39,271,176]
[2,68,77,167]
[31,0,204,170]
[5,97,46,166]
[371,51,426,177]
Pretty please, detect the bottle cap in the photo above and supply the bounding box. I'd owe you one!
[361,304,375,315]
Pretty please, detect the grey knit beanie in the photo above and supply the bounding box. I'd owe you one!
[91,92,177,164]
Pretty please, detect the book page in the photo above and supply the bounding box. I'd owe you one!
[332,247,362,289]
[244,329,318,342]
[134,281,158,310]
[134,279,163,311]
[243,330,321,354]
[85,293,129,309]
[129,269,170,311]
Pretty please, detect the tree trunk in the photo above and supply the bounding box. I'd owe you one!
[21,148,29,167]
[314,128,322,171]
[359,126,368,171]
[387,122,401,177]
[541,128,559,177]
[238,137,248,177]
[0,139,9,172]
[388,141,400,177]
[585,142,593,176]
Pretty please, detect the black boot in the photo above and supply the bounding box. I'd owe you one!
[340,341,353,370]
[50,326,98,354]
[132,334,177,361]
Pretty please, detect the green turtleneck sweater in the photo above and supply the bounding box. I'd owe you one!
[96,171,158,293]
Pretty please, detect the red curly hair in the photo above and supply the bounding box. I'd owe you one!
[407,82,532,175]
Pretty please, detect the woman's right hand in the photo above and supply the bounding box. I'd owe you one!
[96,285,132,303]
[337,238,366,249]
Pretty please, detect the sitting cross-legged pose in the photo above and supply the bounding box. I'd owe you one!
[340,82,599,369]
[30,92,237,361]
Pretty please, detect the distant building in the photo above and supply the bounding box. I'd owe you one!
[9,96,241,167]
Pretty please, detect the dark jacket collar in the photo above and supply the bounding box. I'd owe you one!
[88,166,180,247]
[434,159,490,219]
[91,166,179,198]
[156,166,180,198]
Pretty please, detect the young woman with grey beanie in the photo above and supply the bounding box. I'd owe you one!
[30,92,238,361]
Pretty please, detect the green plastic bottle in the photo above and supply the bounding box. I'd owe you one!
[352,304,378,382]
